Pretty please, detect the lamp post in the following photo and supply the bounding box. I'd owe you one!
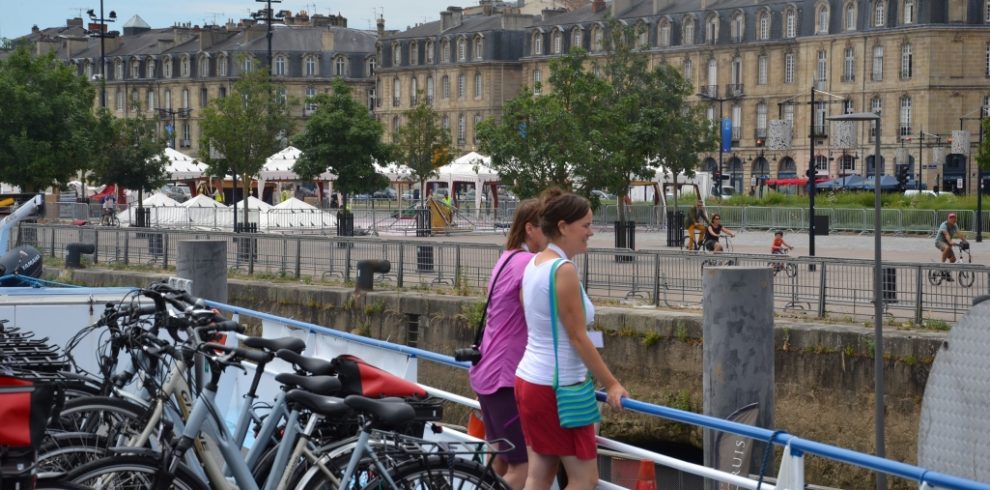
[697,85,733,200]
[828,111,884,490]
[960,109,986,242]
[254,0,283,76]
[86,2,116,108]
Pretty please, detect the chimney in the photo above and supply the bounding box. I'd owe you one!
[377,15,385,37]
[481,0,495,16]
[440,10,452,30]
[441,6,464,30]
[66,17,83,28]
[542,8,567,20]
[31,25,40,33]
[592,0,607,13]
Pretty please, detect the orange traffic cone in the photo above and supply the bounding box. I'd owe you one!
[634,460,657,490]
[467,409,486,439]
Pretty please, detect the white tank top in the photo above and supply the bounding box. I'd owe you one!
[515,256,596,386]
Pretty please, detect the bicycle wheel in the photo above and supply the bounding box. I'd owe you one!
[34,479,92,490]
[37,432,112,476]
[54,396,149,444]
[295,436,411,490]
[361,456,510,490]
[927,269,943,286]
[958,270,975,288]
[785,263,797,278]
[66,454,208,490]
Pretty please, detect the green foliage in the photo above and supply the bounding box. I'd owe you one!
[293,79,391,209]
[88,108,168,201]
[395,98,452,198]
[199,63,296,224]
[0,46,100,191]
[977,117,990,172]
[923,318,951,331]
[714,188,975,210]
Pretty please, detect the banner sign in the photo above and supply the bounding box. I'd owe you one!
[721,118,733,153]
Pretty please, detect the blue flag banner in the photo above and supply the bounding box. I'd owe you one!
[721,118,732,153]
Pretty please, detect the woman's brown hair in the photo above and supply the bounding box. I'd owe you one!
[539,189,591,240]
[505,198,542,250]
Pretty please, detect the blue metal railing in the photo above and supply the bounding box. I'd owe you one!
[207,300,990,490]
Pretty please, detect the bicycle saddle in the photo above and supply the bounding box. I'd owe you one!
[276,349,335,376]
[242,336,306,355]
[275,373,343,396]
[344,395,416,430]
[284,390,349,418]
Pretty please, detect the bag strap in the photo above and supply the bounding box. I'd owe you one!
[472,250,526,347]
[549,259,565,390]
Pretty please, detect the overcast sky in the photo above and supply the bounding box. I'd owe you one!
[1,0,462,38]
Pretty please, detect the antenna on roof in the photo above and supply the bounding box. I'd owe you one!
[70,7,87,19]
[206,12,225,25]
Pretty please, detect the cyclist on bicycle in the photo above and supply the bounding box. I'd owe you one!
[770,231,793,255]
[685,200,709,250]
[935,212,967,268]
[703,214,735,252]
[101,194,117,224]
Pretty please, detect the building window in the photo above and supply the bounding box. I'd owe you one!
[410,78,418,105]
[458,114,466,145]
[306,56,318,76]
[986,43,990,76]
[441,40,450,62]
[659,21,671,47]
[903,0,915,24]
[410,41,419,66]
[872,45,884,80]
[757,55,768,85]
[874,1,886,27]
[845,2,857,30]
[218,56,227,76]
[164,90,172,109]
[182,124,190,147]
[552,30,563,54]
[731,13,744,42]
[683,18,695,46]
[392,77,401,107]
[817,5,829,33]
[816,50,828,88]
[707,58,718,89]
[474,36,484,60]
[130,60,140,79]
[871,95,882,113]
[784,52,795,84]
[706,15,718,44]
[426,76,434,104]
[473,113,482,144]
[147,90,156,111]
[274,55,286,76]
[731,105,742,140]
[592,25,605,51]
[277,87,287,106]
[758,12,770,40]
[843,47,855,81]
[219,87,226,98]
[367,88,375,111]
[305,86,317,114]
[457,37,467,61]
[243,57,253,73]
[533,32,543,55]
[533,68,542,95]
[367,57,375,77]
[843,99,854,114]
[900,43,912,79]
[474,72,482,99]
[785,10,797,38]
[899,95,912,136]
[984,95,990,117]
[181,56,190,77]
[986,0,990,22]
[114,89,123,111]
[146,59,155,78]
[392,43,401,65]
[182,89,189,109]
[757,102,768,135]
[442,75,450,99]
[683,59,693,84]
[392,116,400,136]
[457,74,465,99]
[199,87,208,108]
[783,102,794,128]
[335,57,346,76]
[114,60,123,80]
[572,28,583,49]
[426,41,435,64]
[199,57,209,77]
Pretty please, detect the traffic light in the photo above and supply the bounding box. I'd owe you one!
[896,164,910,188]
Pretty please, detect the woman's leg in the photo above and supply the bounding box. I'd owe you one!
[524,448,559,490]
[559,456,598,490]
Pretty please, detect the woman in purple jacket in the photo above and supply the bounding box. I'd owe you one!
[468,198,546,490]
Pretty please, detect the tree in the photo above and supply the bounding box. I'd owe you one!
[977,117,990,173]
[199,64,295,228]
[293,79,392,211]
[0,46,100,191]
[89,107,168,214]
[394,98,453,201]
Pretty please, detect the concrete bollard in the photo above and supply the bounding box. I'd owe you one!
[175,240,228,303]
[356,259,390,292]
[65,243,95,269]
[702,266,775,482]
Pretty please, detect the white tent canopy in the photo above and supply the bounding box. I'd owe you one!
[374,162,415,182]
[431,152,499,214]
[142,193,181,207]
[182,194,226,208]
[234,195,273,211]
[273,197,317,210]
[161,148,208,180]
[261,146,336,181]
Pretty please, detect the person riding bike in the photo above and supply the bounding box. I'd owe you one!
[101,194,117,225]
[703,214,735,252]
[770,230,793,255]
[685,200,709,250]
[935,213,968,280]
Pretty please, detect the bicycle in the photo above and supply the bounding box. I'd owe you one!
[769,248,797,278]
[928,242,975,288]
[100,208,119,227]
[700,235,735,269]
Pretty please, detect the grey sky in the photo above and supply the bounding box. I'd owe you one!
[1,0,460,38]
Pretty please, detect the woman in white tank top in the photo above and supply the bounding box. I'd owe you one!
[513,190,628,490]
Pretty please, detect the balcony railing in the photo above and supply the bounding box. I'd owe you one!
[812,125,829,138]
[899,125,912,137]
[841,73,855,82]
[754,128,768,140]
[699,85,718,99]
[725,84,744,98]
[731,127,742,141]
[426,96,434,106]
[392,97,400,107]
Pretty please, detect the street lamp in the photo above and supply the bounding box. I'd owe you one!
[253,0,284,76]
[697,85,735,199]
[827,111,884,490]
[960,109,986,242]
[86,2,116,108]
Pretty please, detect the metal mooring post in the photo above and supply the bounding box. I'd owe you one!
[176,240,228,303]
[702,266,775,487]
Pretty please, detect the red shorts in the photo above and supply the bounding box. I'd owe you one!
[514,377,597,460]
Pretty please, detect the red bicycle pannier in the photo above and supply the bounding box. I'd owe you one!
[331,355,427,399]
[0,376,45,448]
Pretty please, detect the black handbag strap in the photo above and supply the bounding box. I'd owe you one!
[473,250,525,347]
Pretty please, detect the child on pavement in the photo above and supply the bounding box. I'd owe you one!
[770,231,793,255]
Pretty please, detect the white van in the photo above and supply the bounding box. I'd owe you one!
[904,189,939,197]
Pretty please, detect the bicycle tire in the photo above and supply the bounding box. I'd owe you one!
[785,263,797,278]
[54,396,149,444]
[927,269,943,286]
[295,436,411,490]
[37,432,113,476]
[65,454,208,490]
[958,270,975,288]
[33,478,92,490]
[360,456,510,490]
